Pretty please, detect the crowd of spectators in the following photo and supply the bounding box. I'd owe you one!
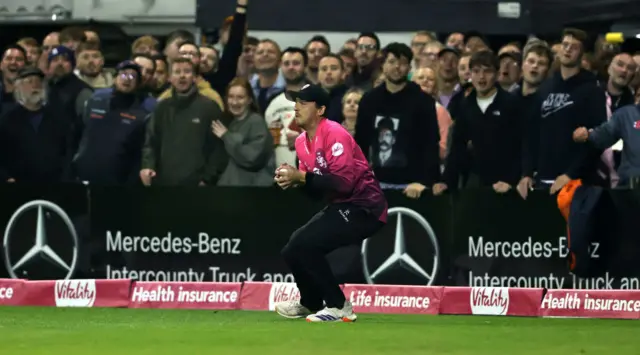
[1,0,639,200]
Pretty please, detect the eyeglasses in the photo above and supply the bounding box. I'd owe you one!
[357,44,377,51]
[119,73,137,80]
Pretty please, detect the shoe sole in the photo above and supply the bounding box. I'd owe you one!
[275,305,311,319]
[305,316,358,323]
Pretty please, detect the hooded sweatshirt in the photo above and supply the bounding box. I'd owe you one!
[523,69,607,183]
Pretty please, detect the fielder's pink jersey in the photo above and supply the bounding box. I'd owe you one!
[296,118,387,222]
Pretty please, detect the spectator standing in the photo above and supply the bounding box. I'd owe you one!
[237,36,259,79]
[132,54,158,112]
[17,38,40,67]
[341,88,364,136]
[140,58,227,186]
[199,45,219,75]
[318,54,348,123]
[0,68,69,183]
[39,32,59,74]
[157,42,224,110]
[355,43,440,198]
[59,27,86,51]
[305,35,331,85]
[604,53,636,112]
[163,30,194,63]
[410,31,437,73]
[519,28,607,199]
[498,52,522,92]
[251,39,285,114]
[47,46,93,153]
[203,0,247,95]
[0,45,27,113]
[214,78,275,186]
[131,36,160,56]
[434,51,523,195]
[151,54,169,97]
[458,52,472,84]
[75,41,113,89]
[72,61,150,185]
[352,32,381,91]
[412,66,453,161]
[446,32,465,52]
[437,47,461,108]
[265,47,308,167]
[338,48,356,79]
[573,105,640,187]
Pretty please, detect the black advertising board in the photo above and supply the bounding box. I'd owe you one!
[89,186,322,283]
[451,190,640,289]
[1,185,639,289]
[0,184,89,280]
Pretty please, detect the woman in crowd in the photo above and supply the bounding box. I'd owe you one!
[340,88,363,136]
[412,66,452,161]
[212,77,275,186]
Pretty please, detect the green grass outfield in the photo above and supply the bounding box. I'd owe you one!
[0,307,638,354]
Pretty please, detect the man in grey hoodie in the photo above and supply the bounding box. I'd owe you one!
[574,104,640,187]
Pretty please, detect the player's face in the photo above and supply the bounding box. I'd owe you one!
[294,99,323,128]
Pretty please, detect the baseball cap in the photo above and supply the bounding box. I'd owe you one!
[438,46,461,58]
[16,67,45,80]
[115,60,142,82]
[48,45,75,67]
[285,83,330,108]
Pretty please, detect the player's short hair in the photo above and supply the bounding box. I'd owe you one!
[76,41,101,56]
[282,47,308,66]
[306,35,331,52]
[3,44,27,60]
[381,42,413,63]
[151,54,168,68]
[169,56,195,72]
[358,32,381,50]
[166,30,195,46]
[562,28,589,49]
[319,53,344,70]
[469,50,499,71]
[245,36,259,47]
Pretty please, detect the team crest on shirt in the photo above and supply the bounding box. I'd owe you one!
[331,142,344,157]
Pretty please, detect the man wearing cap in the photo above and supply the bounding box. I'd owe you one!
[0,68,70,183]
[70,61,151,185]
[437,46,461,108]
[273,83,387,323]
[47,45,93,154]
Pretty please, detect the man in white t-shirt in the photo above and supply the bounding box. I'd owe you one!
[264,47,309,166]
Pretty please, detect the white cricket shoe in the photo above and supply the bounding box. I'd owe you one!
[306,300,357,323]
[274,300,312,319]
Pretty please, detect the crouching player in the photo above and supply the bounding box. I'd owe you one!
[273,84,387,322]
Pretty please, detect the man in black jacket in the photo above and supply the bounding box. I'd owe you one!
[433,50,523,195]
[0,68,70,183]
[47,45,93,154]
[518,28,607,199]
[355,42,440,199]
[72,61,151,185]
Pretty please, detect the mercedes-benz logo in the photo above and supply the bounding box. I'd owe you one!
[361,206,440,285]
[3,200,78,280]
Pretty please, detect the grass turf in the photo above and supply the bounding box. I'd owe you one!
[0,307,638,354]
